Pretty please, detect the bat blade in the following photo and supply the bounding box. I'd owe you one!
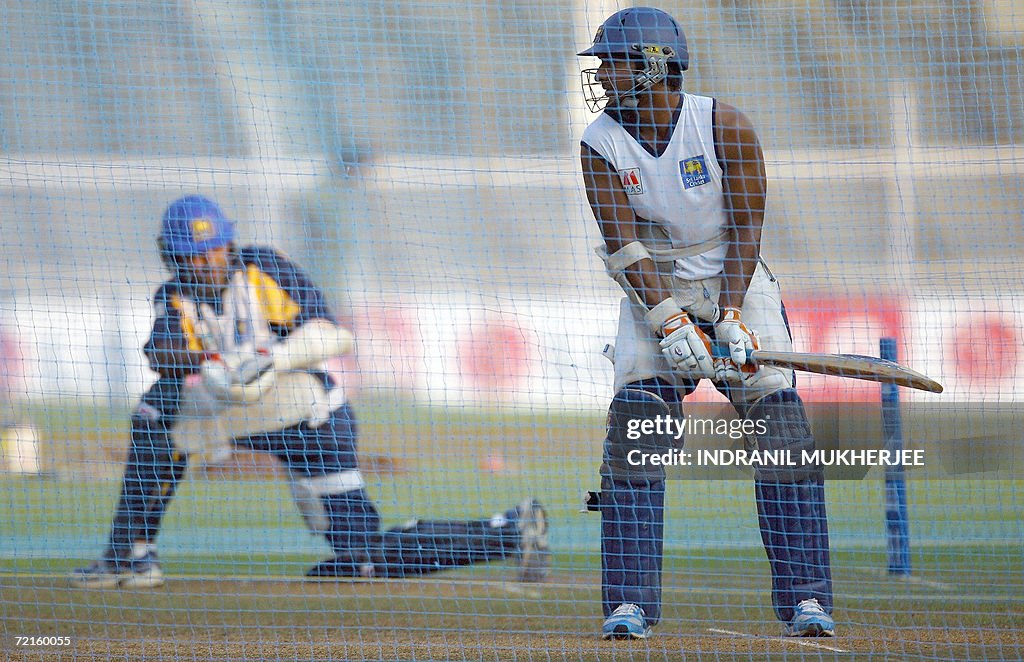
[748,349,944,393]
[711,343,943,393]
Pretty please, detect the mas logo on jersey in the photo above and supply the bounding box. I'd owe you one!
[679,155,709,189]
[618,168,644,195]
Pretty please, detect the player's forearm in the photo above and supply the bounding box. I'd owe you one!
[622,257,672,309]
[719,223,762,311]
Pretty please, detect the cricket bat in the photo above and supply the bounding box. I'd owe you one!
[713,344,944,393]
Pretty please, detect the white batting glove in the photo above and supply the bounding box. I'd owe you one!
[201,347,277,404]
[659,311,716,379]
[713,355,743,385]
[713,307,760,383]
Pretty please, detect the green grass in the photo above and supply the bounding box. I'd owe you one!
[2,473,1021,594]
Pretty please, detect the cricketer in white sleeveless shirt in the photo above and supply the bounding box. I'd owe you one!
[583,92,794,399]
[581,93,727,281]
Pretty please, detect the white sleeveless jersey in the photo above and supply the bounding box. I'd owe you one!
[582,93,728,280]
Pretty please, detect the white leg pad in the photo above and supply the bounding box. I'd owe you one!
[288,469,366,534]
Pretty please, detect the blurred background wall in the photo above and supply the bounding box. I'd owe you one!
[0,1,1020,446]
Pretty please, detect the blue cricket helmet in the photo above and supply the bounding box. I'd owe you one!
[158,195,235,258]
[578,7,689,71]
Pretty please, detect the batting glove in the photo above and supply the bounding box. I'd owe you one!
[713,307,760,383]
[201,347,277,404]
[659,311,716,379]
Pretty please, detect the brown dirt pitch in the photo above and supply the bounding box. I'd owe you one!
[3,569,1023,661]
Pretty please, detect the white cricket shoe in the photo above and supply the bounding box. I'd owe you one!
[602,603,652,640]
[784,598,835,637]
[70,551,165,589]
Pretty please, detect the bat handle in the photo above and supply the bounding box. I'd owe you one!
[711,342,756,366]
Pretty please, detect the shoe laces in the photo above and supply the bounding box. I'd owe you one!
[797,598,825,615]
[612,603,642,617]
